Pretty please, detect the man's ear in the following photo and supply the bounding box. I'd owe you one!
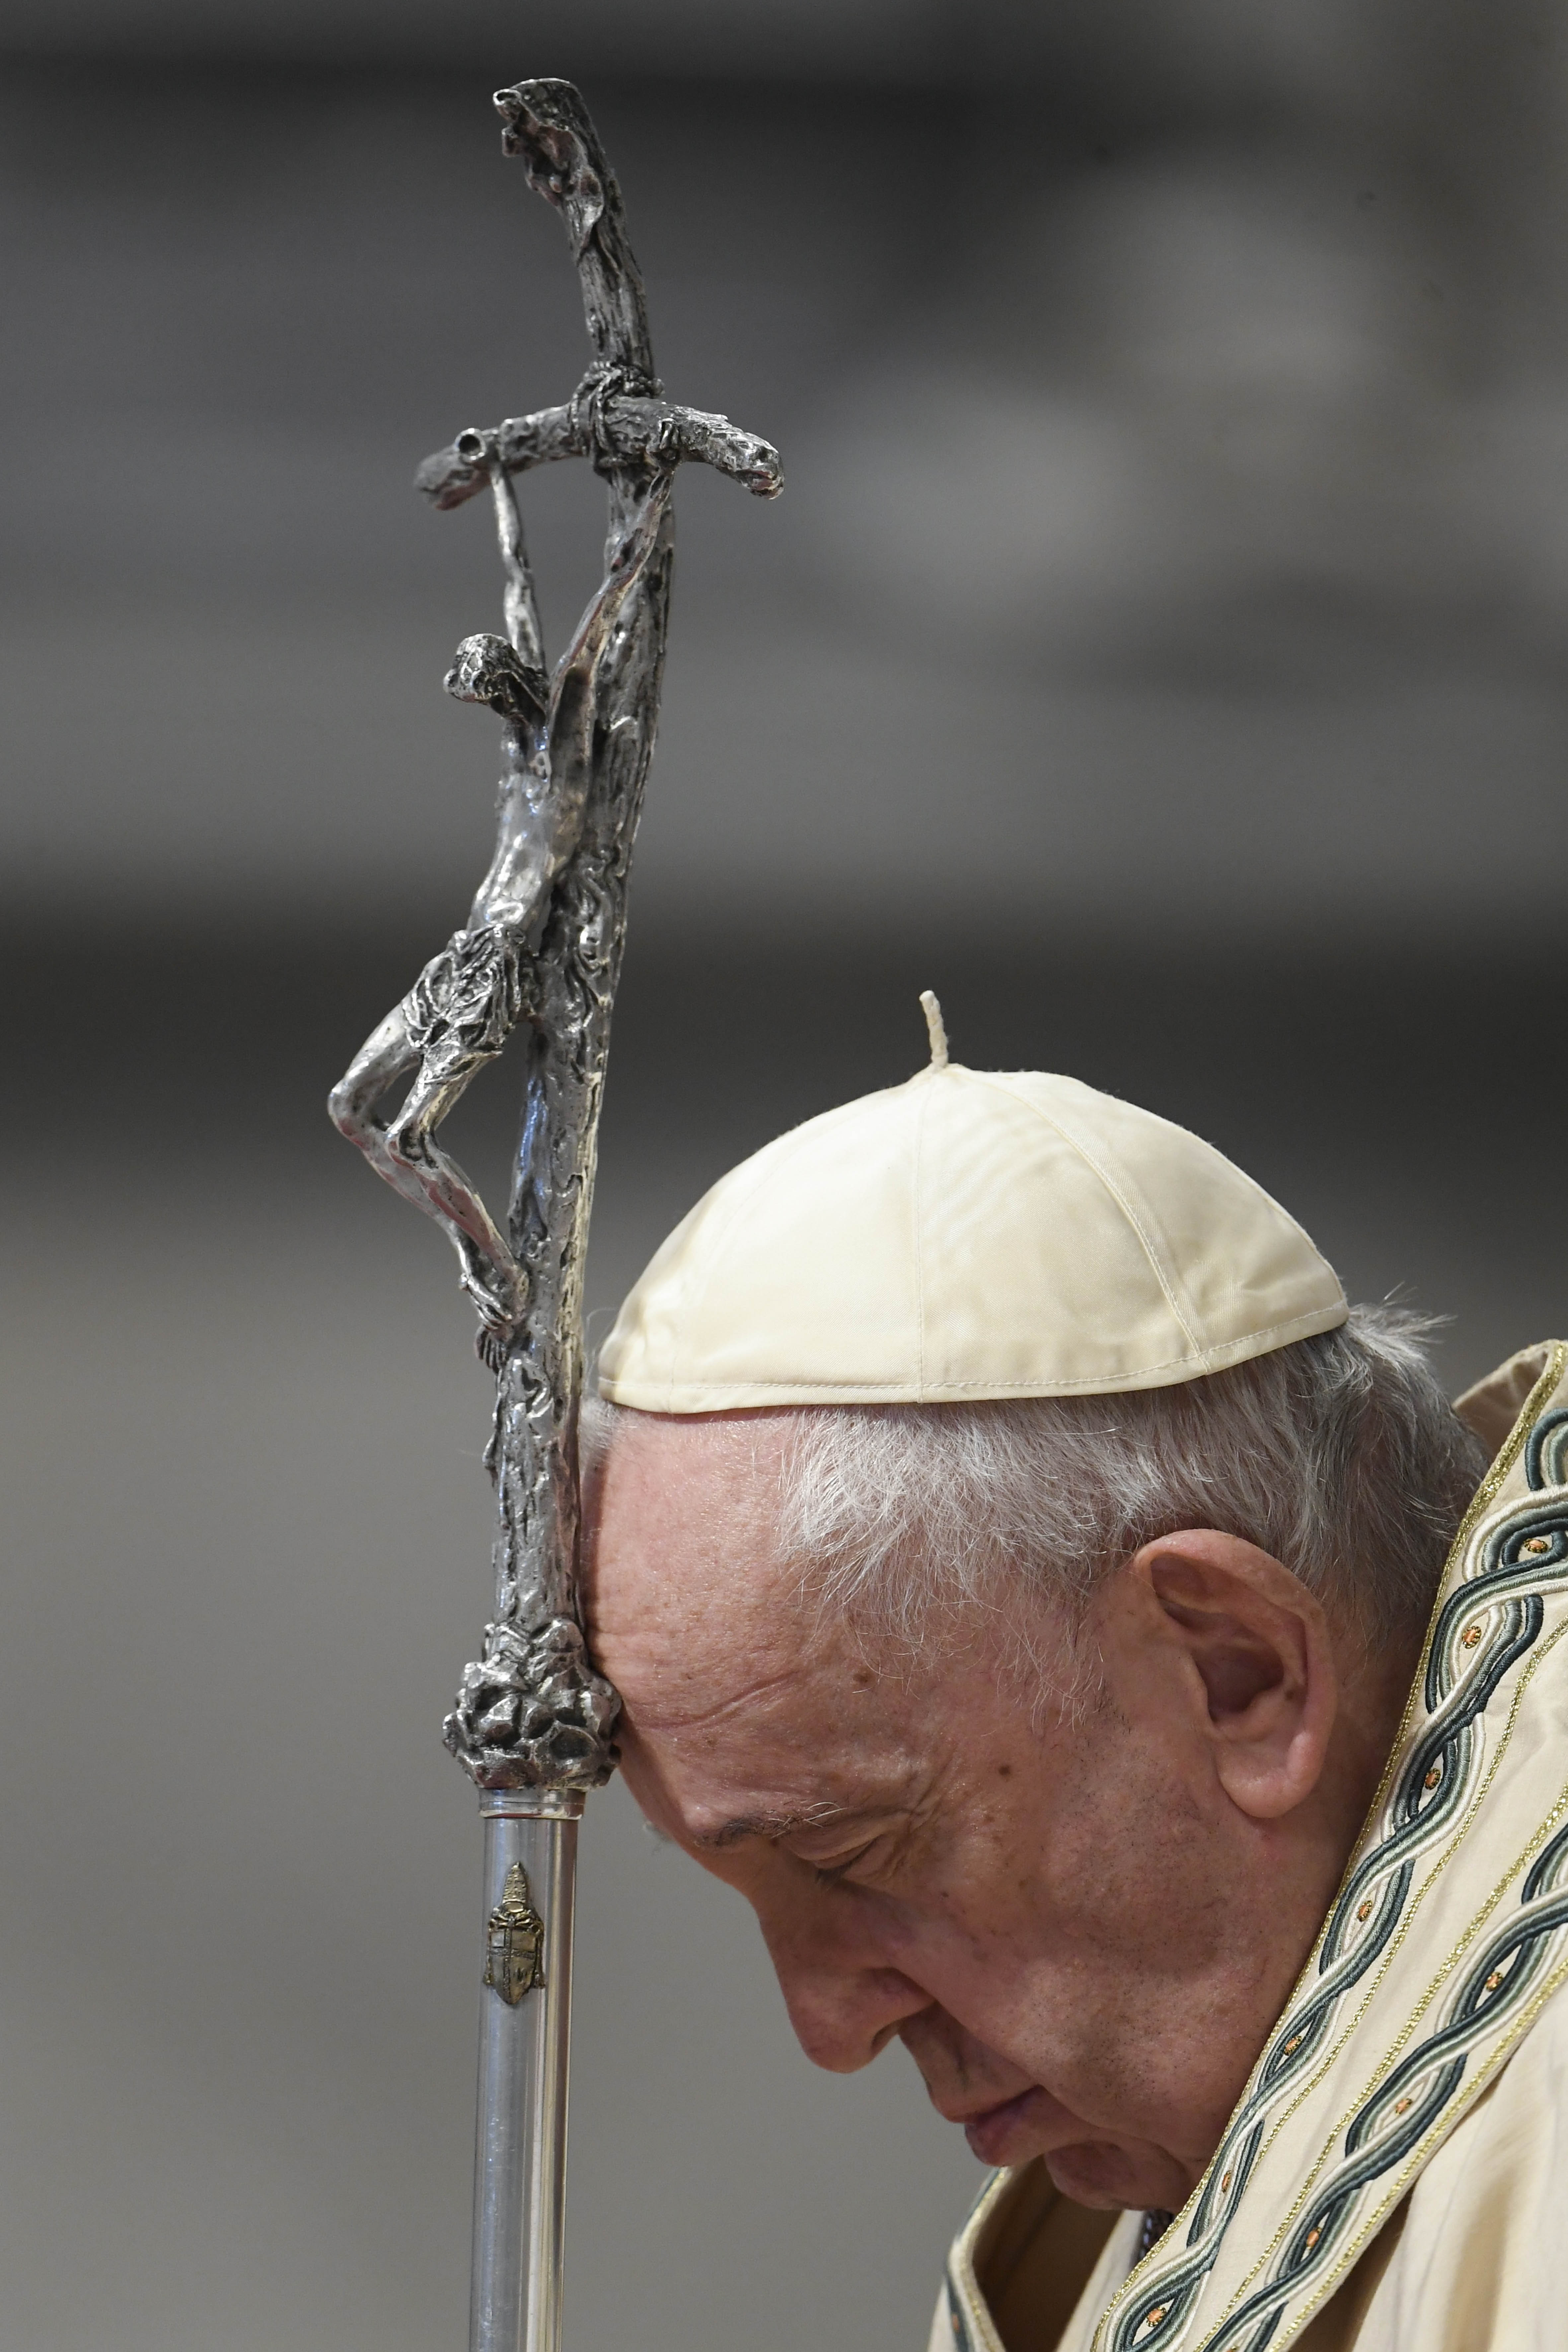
[1122,1529,1337,1821]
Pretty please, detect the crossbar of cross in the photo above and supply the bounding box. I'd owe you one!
[332,76,781,1794]
[328,77,780,2352]
[419,397,783,509]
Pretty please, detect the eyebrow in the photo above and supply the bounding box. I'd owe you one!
[692,1803,847,1852]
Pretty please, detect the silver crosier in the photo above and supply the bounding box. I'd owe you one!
[328,77,781,2352]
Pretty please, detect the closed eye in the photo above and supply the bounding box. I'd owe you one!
[809,1847,876,1886]
[795,1828,903,1887]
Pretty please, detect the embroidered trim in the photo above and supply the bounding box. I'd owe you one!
[1201,1820,1568,2351]
[945,2173,1013,2352]
[1229,1616,1568,2317]
[1100,1367,1568,2352]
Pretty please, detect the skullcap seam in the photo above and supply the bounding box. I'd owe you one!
[912,1075,932,1392]
[661,1086,903,1404]
[963,1071,1206,1356]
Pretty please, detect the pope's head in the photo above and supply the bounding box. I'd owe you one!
[580,1028,1484,2213]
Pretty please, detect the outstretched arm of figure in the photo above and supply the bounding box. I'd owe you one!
[330,544,544,1314]
[481,435,546,673]
[343,477,673,1325]
[460,441,557,935]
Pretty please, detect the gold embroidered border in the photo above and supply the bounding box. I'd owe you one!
[1217,1744,1568,2344]
[1093,1343,1568,2352]
[1247,1946,1568,2343]
[1226,1625,1568,2317]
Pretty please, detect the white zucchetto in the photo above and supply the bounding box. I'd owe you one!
[597,1002,1346,1413]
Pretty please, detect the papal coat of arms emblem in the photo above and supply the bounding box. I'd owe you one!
[484,1861,546,2005]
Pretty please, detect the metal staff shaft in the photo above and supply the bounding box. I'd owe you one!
[328,75,779,2352]
[473,1792,580,2352]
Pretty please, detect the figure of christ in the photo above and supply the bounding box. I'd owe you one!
[329,451,671,1336]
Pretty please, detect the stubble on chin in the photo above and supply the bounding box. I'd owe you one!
[1043,2137,1194,2214]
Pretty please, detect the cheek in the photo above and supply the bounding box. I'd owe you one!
[900,1761,1210,2018]
[1004,1736,1214,1954]
[1057,1778,1223,1973]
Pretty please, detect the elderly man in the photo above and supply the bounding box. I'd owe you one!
[581,1007,1568,2352]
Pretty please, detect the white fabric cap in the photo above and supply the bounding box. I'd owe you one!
[597,1041,1347,1413]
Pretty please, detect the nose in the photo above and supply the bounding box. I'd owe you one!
[753,1885,933,2074]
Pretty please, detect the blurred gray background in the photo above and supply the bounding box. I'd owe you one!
[3,1,1566,2347]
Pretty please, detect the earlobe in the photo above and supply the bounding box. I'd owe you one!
[1134,1530,1338,1822]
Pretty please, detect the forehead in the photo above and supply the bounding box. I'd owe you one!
[585,1410,786,1621]
[584,1410,819,1715]
[583,1411,927,1762]
[582,1410,1047,1845]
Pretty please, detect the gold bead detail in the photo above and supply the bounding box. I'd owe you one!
[1424,1767,1441,1789]
[1461,1624,1483,1648]
[1395,2096,1412,2113]
[1522,1536,1552,1556]
[1357,1899,1373,1921]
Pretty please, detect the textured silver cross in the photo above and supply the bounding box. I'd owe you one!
[329,78,782,1792]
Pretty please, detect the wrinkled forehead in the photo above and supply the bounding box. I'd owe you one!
[581,1407,803,1668]
[583,1415,940,1819]
[581,1406,1024,1818]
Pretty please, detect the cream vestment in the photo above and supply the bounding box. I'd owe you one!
[936,1342,1568,2352]
[598,1033,1565,2349]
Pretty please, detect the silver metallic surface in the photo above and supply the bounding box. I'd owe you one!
[472,1810,577,2352]
[329,74,780,1792]
[478,1786,586,1825]
[416,397,783,510]
[327,74,779,2352]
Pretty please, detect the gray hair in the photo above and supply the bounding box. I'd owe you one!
[586,1304,1487,1664]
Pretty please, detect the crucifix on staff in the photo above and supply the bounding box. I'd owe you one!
[330,66,1567,2352]
[330,77,780,2352]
